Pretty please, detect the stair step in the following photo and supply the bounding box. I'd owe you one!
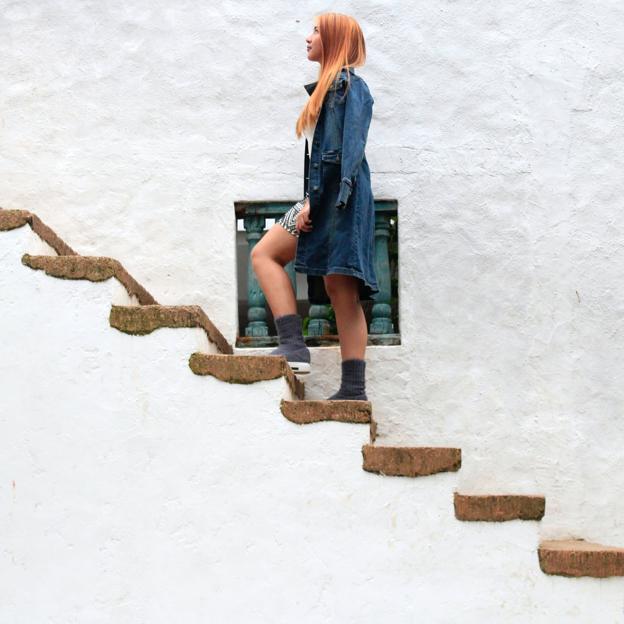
[1,209,77,255]
[362,445,461,477]
[280,399,371,424]
[0,209,31,231]
[21,254,156,305]
[188,353,304,399]
[538,540,624,577]
[369,416,378,443]
[454,493,545,521]
[110,304,232,354]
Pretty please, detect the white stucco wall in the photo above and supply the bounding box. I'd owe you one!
[2,224,624,622]
[2,1,624,617]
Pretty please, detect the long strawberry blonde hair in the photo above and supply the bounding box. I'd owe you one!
[295,12,366,139]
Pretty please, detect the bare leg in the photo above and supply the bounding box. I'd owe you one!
[251,223,310,373]
[250,223,298,318]
[323,274,367,360]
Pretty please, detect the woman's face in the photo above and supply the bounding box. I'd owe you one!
[306,21,322,62]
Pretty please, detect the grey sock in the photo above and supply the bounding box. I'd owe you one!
[269,313,310,363]
[328,358,367,400]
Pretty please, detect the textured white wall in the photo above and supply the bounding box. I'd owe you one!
[2,225,624,622]
[2,0,624,595]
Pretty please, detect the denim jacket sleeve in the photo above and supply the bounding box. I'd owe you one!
[336,82,374,209]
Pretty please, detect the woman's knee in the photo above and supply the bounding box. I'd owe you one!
[252,242,279,275]
[324,275,360,303]
[251,233,292,269]
[250,243,264,268]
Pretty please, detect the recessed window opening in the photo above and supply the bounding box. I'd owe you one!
[235,200,399,347]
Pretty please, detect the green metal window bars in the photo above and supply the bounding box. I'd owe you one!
[235,199,399,348]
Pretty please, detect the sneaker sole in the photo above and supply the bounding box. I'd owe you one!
[289,361,311,374]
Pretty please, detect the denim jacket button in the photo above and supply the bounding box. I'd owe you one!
[313,163,319,168]
[313,185,319,191]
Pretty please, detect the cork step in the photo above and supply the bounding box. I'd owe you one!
[0,209,32,231]
[189,353,304,399]
[369,415,378,443]
[22,254,156,305]
[110,304,232,354]
[362,445,461,477]
[280,399,371,425]
[454,493,545,522]
[1,209,76,255]
[538,540,624,578]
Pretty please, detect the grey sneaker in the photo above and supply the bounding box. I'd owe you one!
[269,313,311,374]
[269,344,311,374]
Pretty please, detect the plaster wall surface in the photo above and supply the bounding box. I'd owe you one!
[2,0,624,598]
[2,225,624,622]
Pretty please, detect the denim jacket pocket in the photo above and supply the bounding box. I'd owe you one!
[321,149,342,164]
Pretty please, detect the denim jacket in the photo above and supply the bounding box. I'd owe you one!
[295,67,379,305]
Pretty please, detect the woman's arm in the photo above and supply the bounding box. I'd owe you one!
[296,196,313,233]
[336,83,374,209]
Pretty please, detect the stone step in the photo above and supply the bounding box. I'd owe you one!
[0,209,32,231]
[454,493,545,522]
[22,254,157,305]
[369,415,378,443]
[110,304,232,354]
[189,353,304,399]
[362,445,461,477]
[280,399,371,424]
[1,208,76,255]
[538,540,624,577]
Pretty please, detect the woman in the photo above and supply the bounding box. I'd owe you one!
[251,12,378,401]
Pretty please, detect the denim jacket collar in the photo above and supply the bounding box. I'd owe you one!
[303,66,356,95]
